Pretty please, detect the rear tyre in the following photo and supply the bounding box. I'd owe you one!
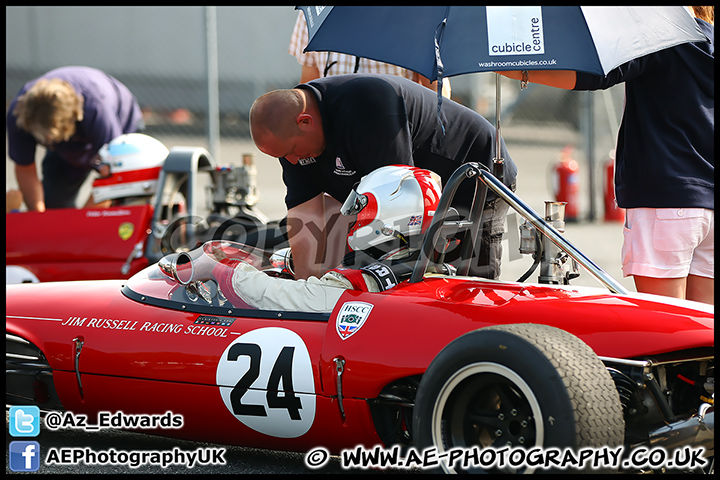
[412,323,624,473]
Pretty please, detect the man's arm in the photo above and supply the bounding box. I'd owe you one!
[15,163,45,212]
[288,194,355,280]
[299,65,321,84]
[321,194,355,273]
[287,194,330,279]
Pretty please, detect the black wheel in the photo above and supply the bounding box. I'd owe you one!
[413,323,624,474]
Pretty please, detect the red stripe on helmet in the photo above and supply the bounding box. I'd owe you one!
[412,169,442,233]
[93,166,162,187]
[347,191,378,242]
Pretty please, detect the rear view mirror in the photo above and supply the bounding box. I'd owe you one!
[173,252,194,285]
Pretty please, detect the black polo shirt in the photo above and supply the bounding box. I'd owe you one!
[280,74,517,209]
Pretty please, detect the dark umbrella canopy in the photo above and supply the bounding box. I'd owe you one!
[300,6,706,81]
[298,6,708,202]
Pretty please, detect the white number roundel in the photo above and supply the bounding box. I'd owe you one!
[216,327,316,438]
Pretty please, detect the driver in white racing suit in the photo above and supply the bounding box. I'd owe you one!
[212,165,443,312]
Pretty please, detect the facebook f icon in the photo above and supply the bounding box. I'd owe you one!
[9,405,40,436]
[9,441,41,472]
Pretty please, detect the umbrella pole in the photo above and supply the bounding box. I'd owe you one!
[493,73,504,183]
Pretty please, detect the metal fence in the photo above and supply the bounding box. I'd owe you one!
[6,6,625,220]
[6,7,301,145]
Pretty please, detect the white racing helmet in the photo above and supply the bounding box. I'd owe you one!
[92,133,169,203]
[341,165,442,254]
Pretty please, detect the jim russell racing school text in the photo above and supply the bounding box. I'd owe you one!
[61,316,231,337]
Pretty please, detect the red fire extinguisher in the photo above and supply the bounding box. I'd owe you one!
[552,145,579,221]
[604,149,625,222]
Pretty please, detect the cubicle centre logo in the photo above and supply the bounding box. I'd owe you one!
[487,6,545,56]
[9,405,41,437]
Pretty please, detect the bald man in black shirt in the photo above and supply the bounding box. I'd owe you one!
[250,74,517,280]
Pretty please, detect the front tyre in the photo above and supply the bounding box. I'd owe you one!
[412,323,624,474]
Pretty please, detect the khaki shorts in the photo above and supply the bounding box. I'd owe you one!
[622,208,714,279]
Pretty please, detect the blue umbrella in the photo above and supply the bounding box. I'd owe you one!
[298,6,707,182]
[300,6,705,80]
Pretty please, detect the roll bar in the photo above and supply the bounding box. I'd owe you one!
[410,163,629,295]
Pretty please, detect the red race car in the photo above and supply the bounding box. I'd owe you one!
[6,164,713,474]
[6,137,270,284]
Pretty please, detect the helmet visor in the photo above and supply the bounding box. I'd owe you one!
[340,184,368,216]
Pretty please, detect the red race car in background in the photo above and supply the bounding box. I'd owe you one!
[6,163,713,474]
[6,136,272,284]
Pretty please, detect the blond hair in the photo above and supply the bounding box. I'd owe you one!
[13,78,84,144]
[691,6,714,25]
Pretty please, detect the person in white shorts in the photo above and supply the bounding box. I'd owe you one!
[499,7,714,304]
[622,208,714,304]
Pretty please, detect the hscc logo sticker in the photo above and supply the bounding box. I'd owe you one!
[336,301,374,340]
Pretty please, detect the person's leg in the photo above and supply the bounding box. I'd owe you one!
[463,193,512,280]
[623,207,713,302]
[476,198,507,280]
[41,151,90,209]
[686,275,714,305]
[632,275,686,299]
[686,210,714,304]
[440,170,515,280]
[6,190,23,212]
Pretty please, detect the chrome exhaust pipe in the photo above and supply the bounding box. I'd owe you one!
[648,404,714,452]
